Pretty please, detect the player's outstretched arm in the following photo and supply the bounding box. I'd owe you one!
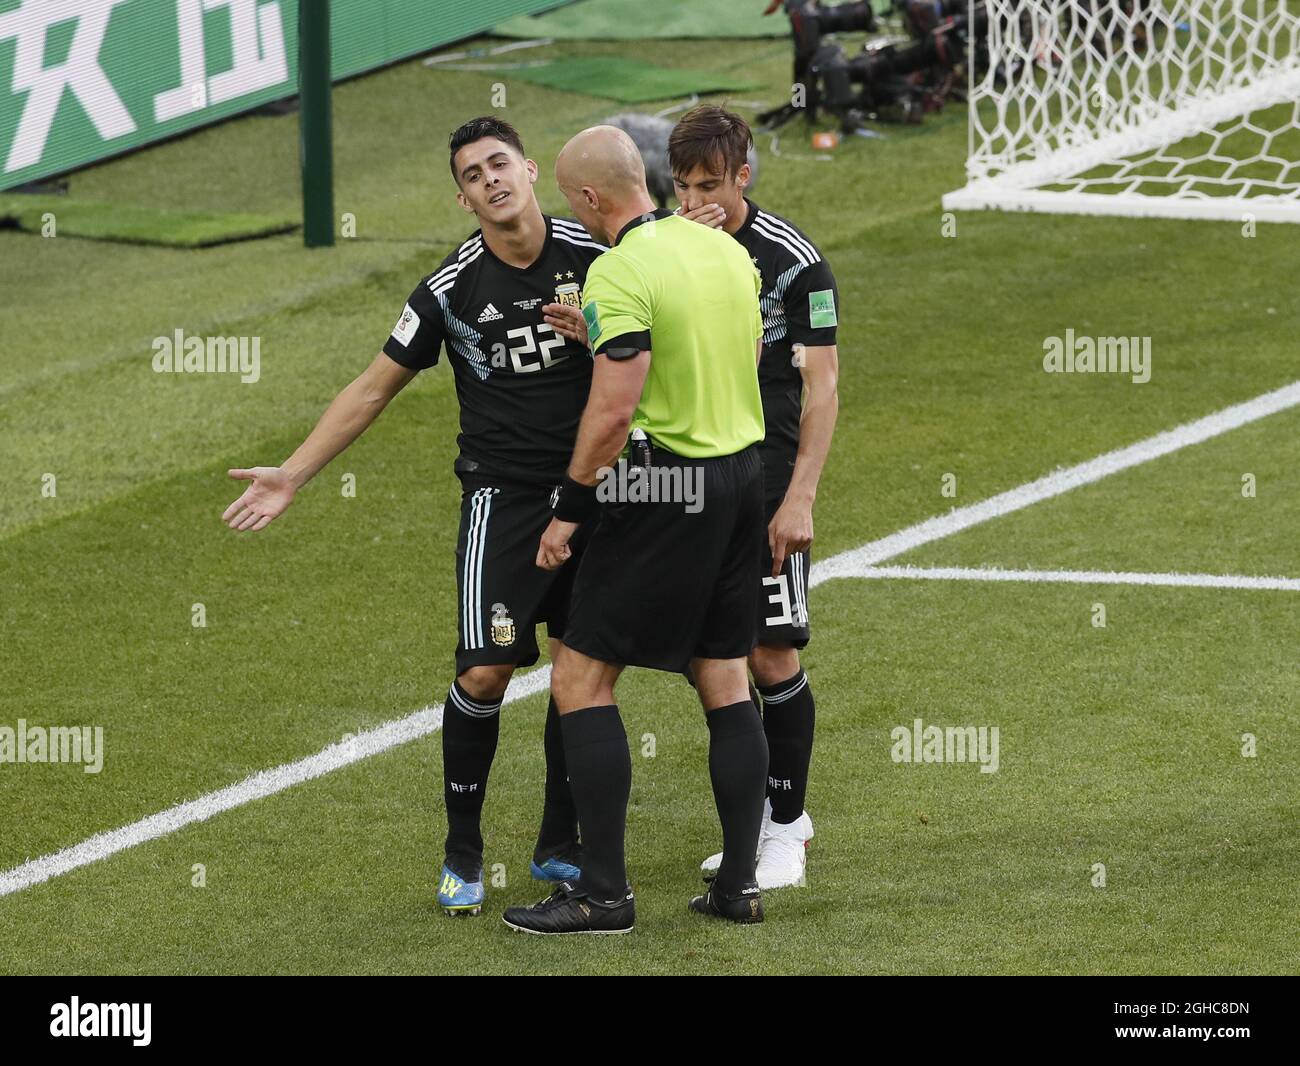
[222,352,417,532]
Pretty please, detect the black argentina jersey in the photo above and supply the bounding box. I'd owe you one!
[733,198,839,498]
[383,216,606,486]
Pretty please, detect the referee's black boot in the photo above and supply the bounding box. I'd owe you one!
[502,881,634,936]
[689,877,764,924]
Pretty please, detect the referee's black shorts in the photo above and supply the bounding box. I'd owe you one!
[563,443,764,673]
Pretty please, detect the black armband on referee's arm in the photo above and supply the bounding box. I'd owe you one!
[595,330,651,360]
[553,475,600,524]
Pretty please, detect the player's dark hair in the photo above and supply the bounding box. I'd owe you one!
[449,116,526,185]
[668,105,753,181]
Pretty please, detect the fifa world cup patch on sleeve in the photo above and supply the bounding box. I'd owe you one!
[391,303,420,347]
[808,289,837,329]
[582,301,602,345]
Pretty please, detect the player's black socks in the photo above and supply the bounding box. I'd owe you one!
[442,680,502,879]
[559,704,631,901]
[759,670,815,824]
[705,700,770,893]
[533,696,580,864]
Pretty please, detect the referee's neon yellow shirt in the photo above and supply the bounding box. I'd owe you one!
[581,210,765,459]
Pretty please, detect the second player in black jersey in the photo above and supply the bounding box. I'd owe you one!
[222,116,603,918]
[384,215,605,487]
[736,200,839,506]
[669,105,840,893]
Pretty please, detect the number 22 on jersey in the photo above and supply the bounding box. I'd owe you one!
[490,323,568,373]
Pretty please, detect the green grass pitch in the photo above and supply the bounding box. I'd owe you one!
[0,31,1297,975]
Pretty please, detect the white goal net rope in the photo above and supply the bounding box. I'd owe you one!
[944,1,1300,222]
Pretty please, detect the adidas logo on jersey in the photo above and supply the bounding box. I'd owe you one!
[477,302,504,323]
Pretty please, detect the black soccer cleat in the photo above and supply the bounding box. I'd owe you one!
[689,878,764,924]
[502,881,635,936]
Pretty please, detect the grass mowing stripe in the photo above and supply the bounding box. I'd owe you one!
[2,378,1296,899]
[0,668,552,899]
[0,242,436,404]
[0,196,297,247]
[852,565,1300,592]
[811,378,1300,586]
[499,57,762,104]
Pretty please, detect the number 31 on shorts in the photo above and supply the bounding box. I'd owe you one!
[763,573,807,627]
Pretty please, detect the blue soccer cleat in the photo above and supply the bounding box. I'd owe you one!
[437,863,484,916]
[530,854,582,883]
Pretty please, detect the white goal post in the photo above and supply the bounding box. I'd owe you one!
[943,1,1300,223]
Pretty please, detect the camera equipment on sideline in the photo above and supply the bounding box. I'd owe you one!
[758,0,877,130]
[758,1,991,133]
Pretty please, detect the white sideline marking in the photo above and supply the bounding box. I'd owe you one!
[809,379,1300,588]
[2,379,1298,899]
[851,565,1300,593]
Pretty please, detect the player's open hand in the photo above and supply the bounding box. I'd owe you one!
[768,497,813,576]
[223,466,297,532]
[675,203,728,229]
[537,516,579,571]
[543,303,588,347]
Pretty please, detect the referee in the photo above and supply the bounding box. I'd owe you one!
[502,126,769,935]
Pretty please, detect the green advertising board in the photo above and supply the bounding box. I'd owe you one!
[0,0,571,191]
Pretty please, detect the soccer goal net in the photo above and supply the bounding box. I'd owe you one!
[943,1,1300,223]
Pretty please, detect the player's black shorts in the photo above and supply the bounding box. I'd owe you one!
[757,491,812,649]
[454,476,584,674]
[563,444,765,673]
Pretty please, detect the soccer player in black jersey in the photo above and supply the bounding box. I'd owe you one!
[668,105,840,891]
[220,116,605,915]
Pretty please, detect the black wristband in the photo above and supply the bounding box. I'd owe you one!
[553,476,600,524]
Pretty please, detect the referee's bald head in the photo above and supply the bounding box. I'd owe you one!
[555,126,655,243]
[556,125,647,198]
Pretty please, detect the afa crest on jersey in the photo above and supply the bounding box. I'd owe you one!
[490,602,516,647]
[554,281,582,308]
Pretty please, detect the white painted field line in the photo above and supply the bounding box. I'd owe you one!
[808,379,1300,588]
[850,564,1300,592]
[3,379,1298,899]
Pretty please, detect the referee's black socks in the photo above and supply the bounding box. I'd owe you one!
[706,700,770,893]
[559,704,631,902]
[533,696,580,864]
[758,670,815,825]
[442,680,502,879]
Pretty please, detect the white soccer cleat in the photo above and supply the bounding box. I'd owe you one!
[754,811,814,890]
[701,798,771,872]
[702,799,815,889]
